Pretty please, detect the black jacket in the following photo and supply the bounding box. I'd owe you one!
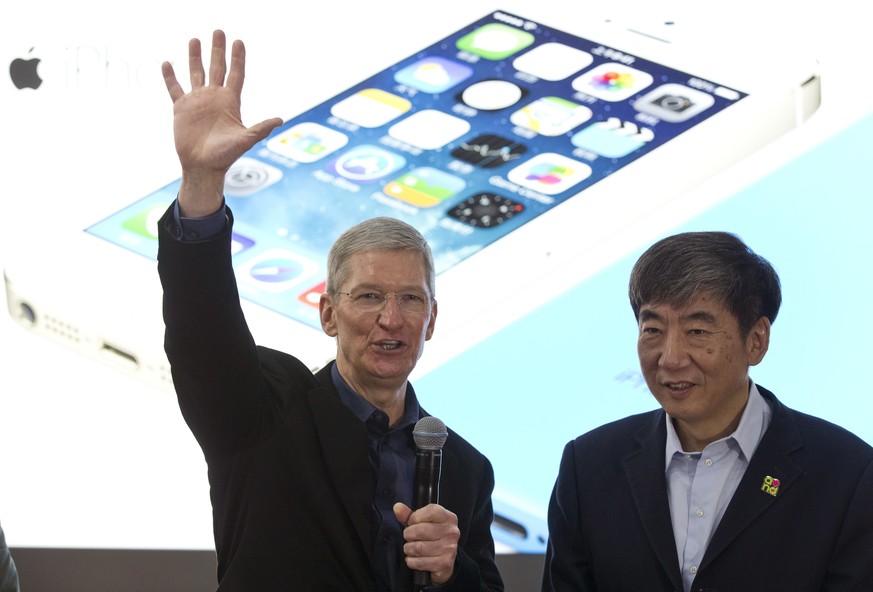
[158,206,503,591]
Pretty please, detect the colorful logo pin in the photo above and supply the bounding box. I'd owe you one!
[761,475,781,497]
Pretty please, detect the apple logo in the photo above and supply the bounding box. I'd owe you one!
[9,48,43,90]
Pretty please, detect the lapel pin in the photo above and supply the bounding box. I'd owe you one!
[761,475,781,497]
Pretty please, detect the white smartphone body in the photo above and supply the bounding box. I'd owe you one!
[4,6,821,552]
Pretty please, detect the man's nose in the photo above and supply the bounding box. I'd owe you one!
[377,294,404,325]
[659,331,688,368]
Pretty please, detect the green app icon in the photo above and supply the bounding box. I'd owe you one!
[456,23,535,60]
[383,167,466,208]
[122,205,165,239]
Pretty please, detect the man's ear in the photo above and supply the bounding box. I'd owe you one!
[747,316,771,366]
[424,299,438,341]
[320,293,338,337]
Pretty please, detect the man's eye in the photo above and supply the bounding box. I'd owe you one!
[356,292,382,302]
[399,293,424,304]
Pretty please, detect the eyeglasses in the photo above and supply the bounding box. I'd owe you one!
[334,289,433,314]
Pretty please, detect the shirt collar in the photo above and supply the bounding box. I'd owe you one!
[731,381,772,460]
[664,380,772,468]
[330,363,421,429]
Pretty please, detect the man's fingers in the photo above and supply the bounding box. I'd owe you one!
[167,30,239,101]
[226,39,246,94]
[246,118,284,147]
[393,502,413,526]
[399,503,459,586]
[161,61,184,102]
[401,505,460,545]
[208,29,228,87]
[188,37,205,88]
[406,503,454,526]
[403,537,458,585]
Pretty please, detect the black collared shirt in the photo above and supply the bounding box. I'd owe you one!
[331,364,419,592]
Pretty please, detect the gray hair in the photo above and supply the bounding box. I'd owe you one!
[325,217,436,297]
[629,231,781,337]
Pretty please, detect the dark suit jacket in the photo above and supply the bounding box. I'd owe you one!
[543,386,873,592]
[157,207,503,592]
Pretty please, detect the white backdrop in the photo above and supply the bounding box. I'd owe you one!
[1,0,870,552]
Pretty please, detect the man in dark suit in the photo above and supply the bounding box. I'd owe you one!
[157,30,502,592]
[543,231,873,592]
[0,522,18,592]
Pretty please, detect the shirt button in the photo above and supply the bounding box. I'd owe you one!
[690,566,698,574]
[696,508,704,517]
[704,458,713,467]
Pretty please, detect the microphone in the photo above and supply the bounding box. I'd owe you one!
[411,416,448,591]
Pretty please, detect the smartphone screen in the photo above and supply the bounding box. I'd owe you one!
[85,10,745,333]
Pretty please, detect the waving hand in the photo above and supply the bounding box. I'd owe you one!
[161,30,282,217]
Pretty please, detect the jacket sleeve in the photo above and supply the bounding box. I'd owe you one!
[157,204,277,460]
[823,455,873,590]
[542,440,595,592]
[443,454,504,592]
[0,522,19,592]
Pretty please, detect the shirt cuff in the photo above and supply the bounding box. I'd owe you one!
[172,199,228,241]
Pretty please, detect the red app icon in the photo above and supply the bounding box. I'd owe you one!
[299,281,326,308]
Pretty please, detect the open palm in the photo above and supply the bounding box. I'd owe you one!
[161,30,282,214]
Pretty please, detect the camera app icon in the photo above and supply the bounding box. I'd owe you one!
[633,83,715,123]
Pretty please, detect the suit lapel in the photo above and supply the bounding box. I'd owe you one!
[307,365,374,560]
[700,388,803,569]
[623,411,684,590]
[435,438,459,507]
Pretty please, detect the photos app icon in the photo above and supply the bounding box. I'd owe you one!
[507,153,592,196]
[572,63,653,102]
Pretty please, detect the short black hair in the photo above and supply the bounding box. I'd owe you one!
[629,231,781,337]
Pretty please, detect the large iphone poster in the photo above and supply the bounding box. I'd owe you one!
[1,0,870,574]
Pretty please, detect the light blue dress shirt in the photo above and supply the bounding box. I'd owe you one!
[665,382,772,592]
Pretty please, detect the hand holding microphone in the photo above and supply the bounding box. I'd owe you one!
[393,417,460,590]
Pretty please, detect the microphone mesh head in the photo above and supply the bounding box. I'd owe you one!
[413,416,448,450]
